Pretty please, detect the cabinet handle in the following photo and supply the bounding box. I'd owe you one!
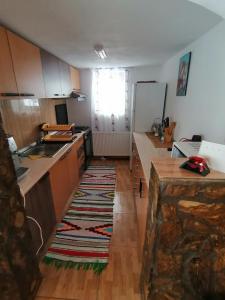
[20,93,35,97]
[60,147,72,160]
[139,178,143,198]
[54,93,59,96]
[0,92,20,97]
[60,154,67,160]
[66,148,72,155]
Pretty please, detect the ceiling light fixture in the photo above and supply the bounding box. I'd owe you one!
[94,44,107,60]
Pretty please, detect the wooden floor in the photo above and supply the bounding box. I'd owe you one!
[36,159,142,300]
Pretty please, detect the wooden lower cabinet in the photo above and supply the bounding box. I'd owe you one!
[66,143,79,193]
[132,140,149,255]
[50,141,82,221]
[49,150,71,221]
[76,136,85,177]
[25,172,56,258]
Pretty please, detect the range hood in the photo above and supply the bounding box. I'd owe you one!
[71,90,87,101]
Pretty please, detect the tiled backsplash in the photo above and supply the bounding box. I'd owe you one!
[0,98,66,149]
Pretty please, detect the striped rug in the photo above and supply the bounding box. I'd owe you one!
[43,165,116,273]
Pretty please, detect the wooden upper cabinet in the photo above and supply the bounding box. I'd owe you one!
[70,66,80,91]
[59,60,71,97]
[7,30,45,98]
[0,26,18,95]
[41,49,61,98]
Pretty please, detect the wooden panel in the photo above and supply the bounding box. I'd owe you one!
[49,153,71,221]
[66,143,79,193]
[0,26,18,95]
[0,98,66,149]
[59,60,71,96]
[76,136,85,176]
[41,49,61,98]
[132,139,149,256]
[25,173,56,258]
[7,30,45,98]
[70,66,80,90]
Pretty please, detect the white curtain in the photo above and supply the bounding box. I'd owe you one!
[91,68,130,132]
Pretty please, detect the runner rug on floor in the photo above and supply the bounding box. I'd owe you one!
[43,165,116,273]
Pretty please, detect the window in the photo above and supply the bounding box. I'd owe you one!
[91,68,129,132]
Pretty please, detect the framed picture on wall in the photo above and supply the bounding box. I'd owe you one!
[176,52,192,96]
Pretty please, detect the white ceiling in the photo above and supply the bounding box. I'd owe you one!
[0,0,222,68]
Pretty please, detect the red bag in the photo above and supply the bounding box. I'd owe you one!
[180,156,210,176]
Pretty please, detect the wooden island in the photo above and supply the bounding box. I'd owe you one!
[141,158,225,300]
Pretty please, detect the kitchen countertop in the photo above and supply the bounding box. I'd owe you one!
[146,132,173,148]
[152,157,225,181]
[133,132,171,187]
[18,132,84,196]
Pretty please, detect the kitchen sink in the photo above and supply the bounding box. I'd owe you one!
[20,143,66,158]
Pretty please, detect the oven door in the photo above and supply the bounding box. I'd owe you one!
[83,131,93,169]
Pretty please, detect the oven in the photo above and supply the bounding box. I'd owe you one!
[74,126,93,169]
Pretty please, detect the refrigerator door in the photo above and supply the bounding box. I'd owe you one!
[133,83,166,132]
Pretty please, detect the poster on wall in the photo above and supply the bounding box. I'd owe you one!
[176,52,192,96]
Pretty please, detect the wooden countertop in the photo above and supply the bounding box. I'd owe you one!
[18,132,84,196]
[133,132,171,187]
[152,157,225,181]
[145,132,173,149]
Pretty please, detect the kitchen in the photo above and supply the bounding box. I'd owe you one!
[1,1,225,300]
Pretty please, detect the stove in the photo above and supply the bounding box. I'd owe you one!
[75,126,93,169]
[73,126,90,134]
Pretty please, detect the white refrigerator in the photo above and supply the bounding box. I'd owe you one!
[129,82,167,168]
[132,82,167,132]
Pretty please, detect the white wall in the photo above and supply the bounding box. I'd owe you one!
[67,66,162,127]
[67,69,92,126]
[128,65,162,84]
[160,20,225,143]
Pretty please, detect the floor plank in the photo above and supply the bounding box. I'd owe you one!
[114,191,135,213]
[36,159,142,300]
[111,213,138,248]
[97,246,141,300]
[37,261,99,300]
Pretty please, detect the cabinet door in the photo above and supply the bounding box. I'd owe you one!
[41,49,61,98]
[0,26,18,95]
[7,30,45,98]
[66,144,79,194]
[25,173,56,258]
[59,60,71,97]
[70,66,80,90]
[49,152,71,221]
[76,137,85,177]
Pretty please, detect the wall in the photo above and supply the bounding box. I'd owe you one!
[0,98,66,149]
[67,66,162,128]
[128,65,162,84]
[67,69,92,127]
[160,20,225,143]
